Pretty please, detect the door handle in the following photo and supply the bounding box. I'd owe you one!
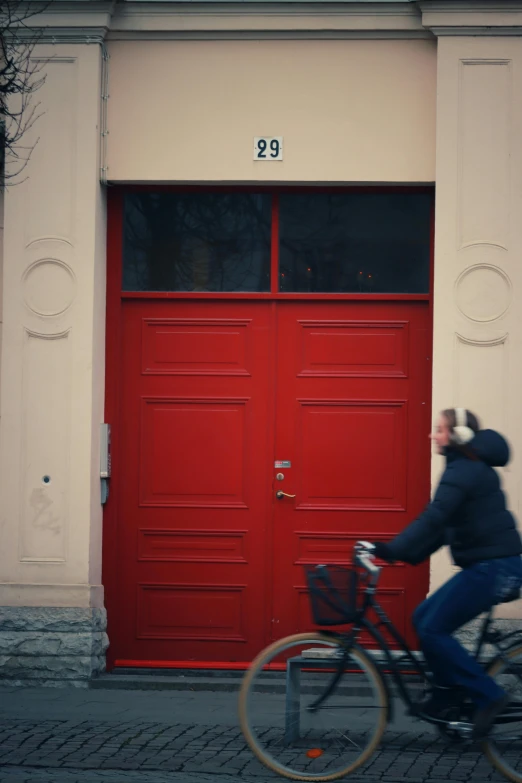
[276,490,296,499]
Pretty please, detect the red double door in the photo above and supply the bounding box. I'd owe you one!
[108,299,431,666]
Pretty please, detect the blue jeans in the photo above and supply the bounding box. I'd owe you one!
[413,556,522,709]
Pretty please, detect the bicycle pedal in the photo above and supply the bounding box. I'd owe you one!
[414,707,462,724]
[447,721,473,740]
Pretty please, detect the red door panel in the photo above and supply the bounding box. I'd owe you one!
[109,299,431,664]
[114,300,274,663]
[271,302,431,646]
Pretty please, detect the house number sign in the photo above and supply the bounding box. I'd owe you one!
[254,137,283,161]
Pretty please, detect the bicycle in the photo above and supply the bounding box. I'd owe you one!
[238,542,522,782]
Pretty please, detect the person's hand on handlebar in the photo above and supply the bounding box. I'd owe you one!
[367,541,395,563]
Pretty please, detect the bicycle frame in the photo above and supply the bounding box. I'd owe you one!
[313,560,522,726]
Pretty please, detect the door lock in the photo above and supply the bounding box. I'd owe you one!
[276,490,296,499]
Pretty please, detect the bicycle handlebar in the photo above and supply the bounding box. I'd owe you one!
[354,541,382,581]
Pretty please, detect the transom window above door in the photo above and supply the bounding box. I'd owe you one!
[121,190,432,294]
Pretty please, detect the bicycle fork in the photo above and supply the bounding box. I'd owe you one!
[306,648,353,713]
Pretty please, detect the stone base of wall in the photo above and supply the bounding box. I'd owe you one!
[455,617,522,659]
[0,607,517,687]
[0,607,109,687]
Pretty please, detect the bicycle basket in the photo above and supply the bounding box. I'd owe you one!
[304,565,359,626]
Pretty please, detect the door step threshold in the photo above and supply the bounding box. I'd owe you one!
[91,672,425,693]
[92,652,427,692]
[109,650,425,678]
[110,667,248,678]
[90,674,247,692]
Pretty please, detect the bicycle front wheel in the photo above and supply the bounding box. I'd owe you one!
[238,632,388,782]
[483,643,522,783]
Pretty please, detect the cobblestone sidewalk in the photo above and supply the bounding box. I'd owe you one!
[0,717,507,783]
[0,687,511,783]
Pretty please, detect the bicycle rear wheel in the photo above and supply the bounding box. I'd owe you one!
[483,643,522,783]
[238,632,388,782]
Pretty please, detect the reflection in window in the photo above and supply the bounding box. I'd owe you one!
[279,193,432,293]
[122,193,271,292]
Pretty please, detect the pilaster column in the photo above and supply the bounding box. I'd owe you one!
[422,4,522,617]
[0,38,109,684]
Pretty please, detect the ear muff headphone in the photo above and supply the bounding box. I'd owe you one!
[451,408,475,445]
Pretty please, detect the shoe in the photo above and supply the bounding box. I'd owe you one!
[472,694,510,740]
[412,685,462,721]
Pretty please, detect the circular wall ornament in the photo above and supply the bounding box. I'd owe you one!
[455,264,512,323]
[23,259,76,317]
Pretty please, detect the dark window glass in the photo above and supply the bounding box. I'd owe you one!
[122,193,271,292]
[279,193,432,293]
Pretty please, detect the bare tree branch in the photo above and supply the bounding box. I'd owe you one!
[0,0,50,187]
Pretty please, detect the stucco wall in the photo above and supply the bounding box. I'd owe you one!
[106,39,436,183]
[1,5,522,676]
[0,187,3,433]
[429,37,522,616]
[0,44,106,610]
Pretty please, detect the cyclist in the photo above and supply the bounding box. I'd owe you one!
[370,408,522,739]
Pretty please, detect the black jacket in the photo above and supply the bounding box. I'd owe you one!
[387,430,522,568]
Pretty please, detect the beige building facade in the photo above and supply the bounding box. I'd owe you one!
[1,0,521,683]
